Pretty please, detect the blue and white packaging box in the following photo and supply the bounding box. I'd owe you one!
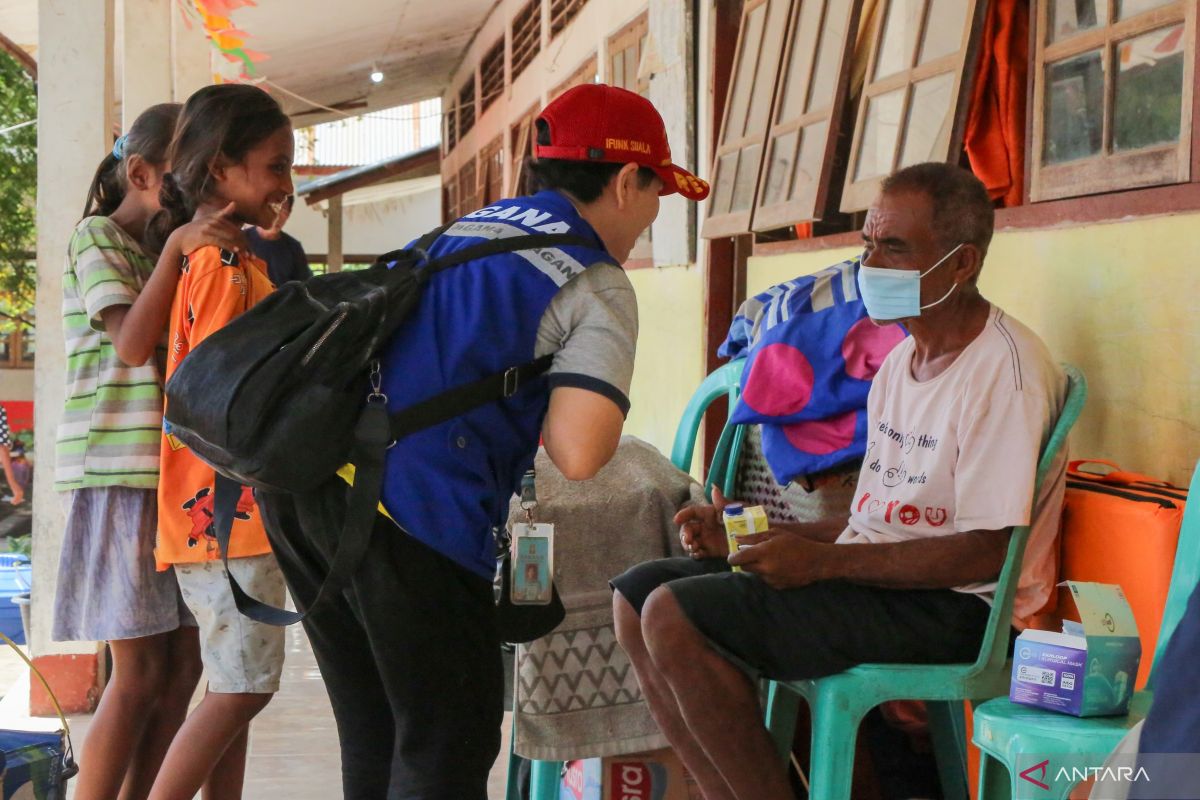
[1010,582,1142,717]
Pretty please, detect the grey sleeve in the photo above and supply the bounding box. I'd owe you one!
[534,262,638,416]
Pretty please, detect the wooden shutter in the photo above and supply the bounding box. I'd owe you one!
[480,37,506,115]
[752,0,862,230]
[702,0,795,239]
[511,0,542,82]
[481,135,504,204]
[550,0,588,39]
[840,0,987,212]
[509,106,538,197]
[1030,0,1193,201]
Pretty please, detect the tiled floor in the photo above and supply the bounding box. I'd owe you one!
[0,625,514,799]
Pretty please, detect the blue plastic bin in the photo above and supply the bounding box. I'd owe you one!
[0,555,31,646]
[0,729,74,799]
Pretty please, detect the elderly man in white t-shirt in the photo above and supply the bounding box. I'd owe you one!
[610,162,1067,800]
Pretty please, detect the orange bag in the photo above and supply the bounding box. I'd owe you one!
[1054,459,1188,688]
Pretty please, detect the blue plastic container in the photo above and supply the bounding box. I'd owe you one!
[0,555,31,646]
[0,728,74,798]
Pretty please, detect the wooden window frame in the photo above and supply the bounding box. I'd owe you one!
[458,157,480,216]
[480,37,506,116]
[550,0,588,40]
[1030,0,1195,202]
[551,54,598,100]
[608,12,653,266]
[444,101,458,153]
[0,327,33,369]
[458,75,478,139]
[509,105,539,197]
[703,0,795,239]
[752,0,862,231]
[481,135,505,205]
[840,0,988,212]
[443,171,460,223]
[607,12,650,95]
[511,0,542,83]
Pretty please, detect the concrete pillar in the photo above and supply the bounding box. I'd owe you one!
[171,2,211,101]
[122,0,173,126]
[327,197,344,272]
[32,0,116,715]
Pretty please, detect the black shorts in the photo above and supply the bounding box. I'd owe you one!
[612,557,992,681]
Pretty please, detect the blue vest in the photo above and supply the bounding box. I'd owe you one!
[378,190,616,578]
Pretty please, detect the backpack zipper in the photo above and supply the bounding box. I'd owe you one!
[302,307,348,366]
[1066,479,1178,509]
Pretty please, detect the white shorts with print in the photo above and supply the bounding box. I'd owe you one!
[174,554,286,694]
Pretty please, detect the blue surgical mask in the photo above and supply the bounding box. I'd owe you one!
[857,243,964,321]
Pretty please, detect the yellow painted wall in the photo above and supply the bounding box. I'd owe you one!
[747,213,1200,487]
[624,265,707,461]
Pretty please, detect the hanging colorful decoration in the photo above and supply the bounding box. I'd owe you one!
[177,0,269,84]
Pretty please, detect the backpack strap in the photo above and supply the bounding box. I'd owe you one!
[212,229,593,625]
[389,354,554,440]
[418,232,598,279]
[212,395,393,626]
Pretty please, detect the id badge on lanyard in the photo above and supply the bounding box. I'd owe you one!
[511,470,555,605]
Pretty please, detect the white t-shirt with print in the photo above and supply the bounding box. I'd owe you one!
[837,304,1067,627]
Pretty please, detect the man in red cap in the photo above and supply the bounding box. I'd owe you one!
[260,83,708,800]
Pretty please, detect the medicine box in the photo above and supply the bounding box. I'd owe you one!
[1010,581,1141,717]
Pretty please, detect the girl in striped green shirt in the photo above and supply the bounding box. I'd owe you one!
[53,103,248,800]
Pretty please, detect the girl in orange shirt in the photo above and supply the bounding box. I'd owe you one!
[144,84,293,800]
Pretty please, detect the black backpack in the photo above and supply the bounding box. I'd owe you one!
[164,225,590,626]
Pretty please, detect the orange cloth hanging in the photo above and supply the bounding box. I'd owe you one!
[964,0,1029,207]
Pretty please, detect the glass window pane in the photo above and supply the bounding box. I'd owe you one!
[732,144,764,211]
[791,119,830,211]
[1117,0,1174,20]
[710,152,739,215]
[1114,24,1185,152]
[625,46,638,88]
[1043,50,1105,164]
[899,71,955,166]
[611,53,625,88]
[918,0,969,65]
[747,0,792,137]
[777,1,823,121]
[874,0,923,81]
[725,2,767,140]
[808,0,853,112]
[855,89,905,180]
[0,334,11,364]
[762,131,799,205]
[1049,0,1109,43]
[20,330,34,363]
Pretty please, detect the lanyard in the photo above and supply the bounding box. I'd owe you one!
[519,469,537,525]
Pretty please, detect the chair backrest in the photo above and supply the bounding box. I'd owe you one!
[670,359,747,476]
[1147,459,1200,686]
[971,364,1088,677]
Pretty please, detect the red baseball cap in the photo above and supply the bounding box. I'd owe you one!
[535,83,710,201]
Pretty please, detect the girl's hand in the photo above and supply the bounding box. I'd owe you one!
[174,202,248,259]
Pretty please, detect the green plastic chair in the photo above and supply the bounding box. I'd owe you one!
[508,358,748,800]
[670,358,748,498]
[761,364,1087,800]
[970,455,1200,800]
